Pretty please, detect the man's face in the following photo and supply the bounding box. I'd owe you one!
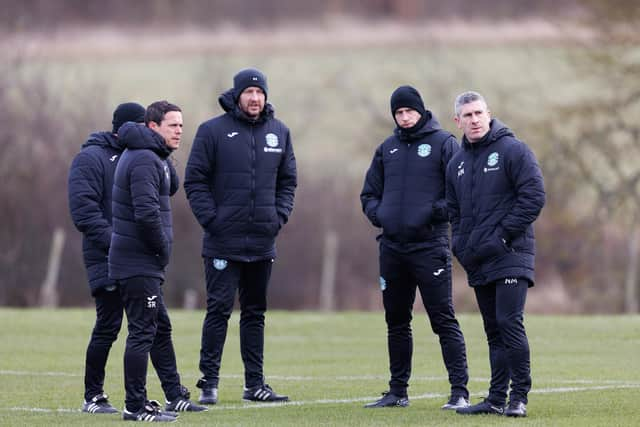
[394,107,421,129]
[454,100,491,143]
[238,87,265,118]
[150,111,183,150]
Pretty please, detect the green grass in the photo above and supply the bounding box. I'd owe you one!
[0,309,638,426]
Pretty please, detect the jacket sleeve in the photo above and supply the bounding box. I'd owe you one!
[275,130,297,227]
[184,123,217,231]
[432,135,460,222]
[129,157,169,257]
[445,159,460,235]
[499,141,546,240]
[168,157,180,196]
[360,145,384,228]
[67,151,111,250]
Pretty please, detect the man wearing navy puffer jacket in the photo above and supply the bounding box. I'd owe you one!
[110,101,206,422]
[447,91,545,418]
[185,68,296,404]
[361,86,469,410]
[68,102,145,415]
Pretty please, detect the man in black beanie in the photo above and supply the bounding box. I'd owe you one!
[185,68,296,404]
[360,86,470,409]
[69,102,145,414]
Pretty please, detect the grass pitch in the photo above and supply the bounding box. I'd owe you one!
[0,309,638,426]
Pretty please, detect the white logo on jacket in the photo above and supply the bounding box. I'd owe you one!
[264,133,283,153]
[227,132,239,138]
[417,144,431,157]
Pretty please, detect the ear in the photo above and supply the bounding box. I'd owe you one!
[454,115,461,129]
[148,121,160,131]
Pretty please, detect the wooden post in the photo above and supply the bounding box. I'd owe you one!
[319,230,339,312]
[624,228,639,313]
[40,227,65,307]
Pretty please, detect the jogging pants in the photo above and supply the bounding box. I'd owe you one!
[380,243,469,398]
[120,276,182,412]
[84,287,123,401]
[199,258,272,389]
[474,278,531,405]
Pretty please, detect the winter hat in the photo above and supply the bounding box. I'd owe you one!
[390,85,426,117]
[233,68,268,101]
[112,102,146,134]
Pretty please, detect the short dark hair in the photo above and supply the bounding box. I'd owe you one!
[145,100,181,126]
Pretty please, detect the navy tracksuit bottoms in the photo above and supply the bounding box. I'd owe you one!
[199,258,272,389]
[379,243,469,398]
[120,276,182,412]
[474,278,531,405]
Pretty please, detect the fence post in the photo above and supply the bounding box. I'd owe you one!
[319,230,339,312]
[40,227,65,307]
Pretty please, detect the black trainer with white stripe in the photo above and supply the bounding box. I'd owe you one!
[82,393,119,414]
[242,384,289,402]
[165,385,208,412]
[122,401,177,422]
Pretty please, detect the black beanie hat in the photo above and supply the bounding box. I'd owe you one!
[390,85,426,118]
[233,68,268,102]
[112,102,146,134]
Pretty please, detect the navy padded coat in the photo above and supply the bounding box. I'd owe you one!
[68,132,124,295]
[109,122,178,281]
[184,89,297,261]
[360,112,459,252]
[445,119,545,287]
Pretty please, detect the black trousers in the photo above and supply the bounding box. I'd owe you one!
[120,276,182,412]
[84,287,123,401]
[379,243,469,398]
[474,278,531,405]
[199,258,272,389]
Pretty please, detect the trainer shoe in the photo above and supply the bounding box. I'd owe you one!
[82,393,118,414]
[505,400,527,417]
[165,385,208,412]
[242,384,289,402]
[123,401,177,422]
[441,395,470,410]
[364,391,410,408]
[456,398,504,415]
[196,378,218,404]
[147,400,178,418]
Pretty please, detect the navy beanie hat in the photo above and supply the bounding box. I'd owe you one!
[112,102,146,133]
[233,68,268,101]
[390,86,426,118]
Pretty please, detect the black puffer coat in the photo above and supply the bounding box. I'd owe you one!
[184,89,297,261]
[360,112,459,252]
[68,132,124,295]
[445,119,546,286]
[109,122,178,281]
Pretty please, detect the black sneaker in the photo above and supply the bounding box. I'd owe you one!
[505,400,527,417]
[196,378,218,404]
[364,391,409,408]
[82,393,119,414]
[147,400,178,418]
[441,395,470,410]
[166,385,208,412]
[123,401,177,422]
[456,398,505,415]
[242,384,289,402]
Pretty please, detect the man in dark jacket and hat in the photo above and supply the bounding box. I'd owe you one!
[110,100,206,422]
[68,102,146,414]
[446,91,545,418]
[184,68,296,404]
[360,86,470,409]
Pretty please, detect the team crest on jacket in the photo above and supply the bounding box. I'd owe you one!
[264,133,283,153]
[487,152,500,167]
[164,164,170,181]
[213,258,227,270]
[417,144,431,157]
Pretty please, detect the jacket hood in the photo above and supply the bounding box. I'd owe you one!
[117,122,172,158]
[81,131,124,151]
[462,118,514,149]
[218,88,275,124]
[394,110,441,142]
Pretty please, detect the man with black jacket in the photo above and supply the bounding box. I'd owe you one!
[68,102,146,414]
[446,91,545,418]
[184,68,296,404]
[110,101,206,422]
[360,86,470,409]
